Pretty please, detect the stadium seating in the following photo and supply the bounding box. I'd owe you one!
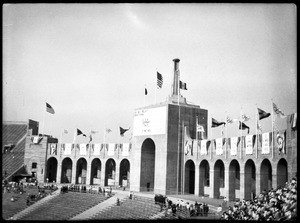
[17,191,107,220]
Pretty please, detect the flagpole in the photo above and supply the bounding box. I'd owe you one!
[255,104,258,159]
[240,107,242,159]
[60,129,63,144]
[155,69,157,104]
[271,99,274,159]
[144,84,146,107]
[196,115,199,160]
[41,100,46,136]
[225,111,227,160]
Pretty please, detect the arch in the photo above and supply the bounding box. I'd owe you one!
[76,158,87,184]
[213,159,225,199]
[90,158,101,185]
[119,159,130,187]
[277,158,288,188]
[184,159,195,194]
[61,157,72,183]
[260,159,272,192]
[140,138,155,192]
[105,158,116,186]
[46,157,58,183]
[228,159,240,201]
[244,159,256,200]
[199,160,210,196]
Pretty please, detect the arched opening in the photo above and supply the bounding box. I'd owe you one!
[119,159,130,187]
[277,158,288,188]
[213,159,225,199]
[90,158,101,185]
[260,159,272,192]
[199,160,210,196]
[61,157,72,183]
[184,159,195,194]
[228,159,240,201]
[46,157,58,183]
[140,138,155,192]
[244,159,256,200]
[76,158,87,184]
[105,158,116,186]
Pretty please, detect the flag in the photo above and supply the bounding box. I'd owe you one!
[257,108,270,120]
[226,116,238,124]
[179,80,187,90]
[77,128,86,137]
[106,128,112,133]
[88,134,92,144]
[157,72,163,88]
[46,102,55,114]
[212,118,225,127]
[31,136,43,144]
[242,114,250,122]
[196,124,205,132]
[120,127,129,136]
[63,129,68,134]
[273,102,286,118]
[145,88,148,95]
[239,121,250,134]
[276,132,286,155]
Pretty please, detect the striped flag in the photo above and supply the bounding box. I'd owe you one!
[273,102,286,118]
[157,72,163,88]
[179,80,187,90]
[46,103,55,114]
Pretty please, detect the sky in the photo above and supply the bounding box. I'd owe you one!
[3,3,297,143]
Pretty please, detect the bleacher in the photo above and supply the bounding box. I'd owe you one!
[18,191,108,220]
[2,123,28,180]
[91,195,161,219]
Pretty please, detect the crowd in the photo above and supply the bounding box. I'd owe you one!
[220,177,297,221]
[154,194,210,217]
[60,184,113,198]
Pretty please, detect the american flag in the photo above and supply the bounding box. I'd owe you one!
[157,72,163,88]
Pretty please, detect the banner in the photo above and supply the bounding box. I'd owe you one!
[64,143,72,155]
[184,139,193,155]
[93,144,101,155]
[108,143,115,156]
[216,138,223,155]
[262,132,270,154]
[80,144,87,155]
[230,137,238,156]
[122,143,129,156]
[200,140,208,155]
[245,135,253,155]
[192,140,198,156]
[276,132,286,154]
[50,143,57,155]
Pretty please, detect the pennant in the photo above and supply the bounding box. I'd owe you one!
[257,108,270,120]
[239,121,250,134]
[276,132,286,155]
[120,127,130,136]
[197,124,205,132]
[289,113,297,130]
[145,88,148,95]
[179,80,187,90]
[77,128,86,137]
[46,102,55,114]
[106,128,112,133]
[157,72,163,88]
[212,118,226,127]
[242,114,250,122]
[273,102,286,118]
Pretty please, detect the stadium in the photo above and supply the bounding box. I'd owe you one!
[2,59,297,220]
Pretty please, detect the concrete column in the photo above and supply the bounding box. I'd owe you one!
[71,158,77,184]
[255,170,261,195]
[224,169,230,201]
[209,169,214,198]
[115,161,120,188]
[239,170,245,201]
[100,159,106,187]
[86,161,91,186]
[56,162,62,184]
[194,163,199,196]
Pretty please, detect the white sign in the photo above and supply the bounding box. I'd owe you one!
[93,144,101,155]
[230,137,238,156]
[122,143,129,156]
[216,138,223,155]
[262,132,270,154]
[80,144,87,155]
[200,140,208,155]
[108,143,115,156]
[245,135,253,155]
[64,143,72,155]
[133,106,167,136]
